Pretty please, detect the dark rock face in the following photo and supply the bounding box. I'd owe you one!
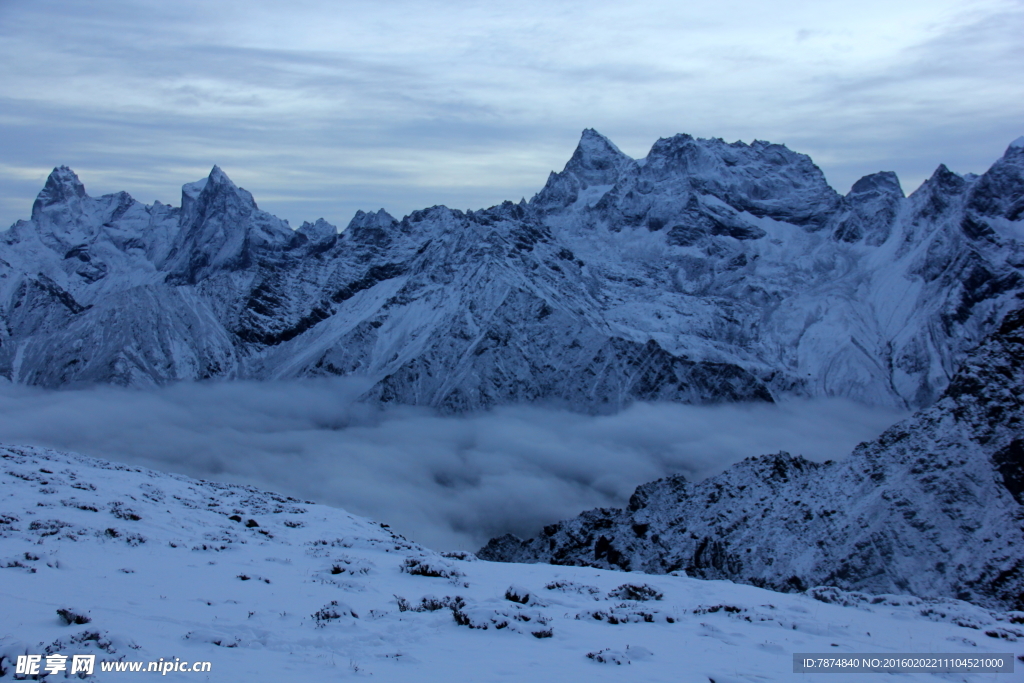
[831,171,903,245]
[164,166,295,285]
[0,133,1022,412]
[479,305,1024,610]
[993,439,1024,504]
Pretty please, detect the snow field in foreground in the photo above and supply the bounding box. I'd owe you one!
[1,444,1021,682]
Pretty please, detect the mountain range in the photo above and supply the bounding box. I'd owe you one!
[3,132,1023,412]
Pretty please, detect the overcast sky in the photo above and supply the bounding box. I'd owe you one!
[1,0,1022,231]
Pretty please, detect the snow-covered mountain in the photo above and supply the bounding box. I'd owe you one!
[480,302,1024,611]
[1,133,1022,412]
[1,443,1020,681]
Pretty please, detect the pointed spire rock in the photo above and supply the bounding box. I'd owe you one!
[164,166,290,284]
[563,129,632,188]
[530,130,634,210]
[199,166,253,206]
[923,163,968,196]
[207,165,237,188]
[32,166,87,221]
[179,166,258,227]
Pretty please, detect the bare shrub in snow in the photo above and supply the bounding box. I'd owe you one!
[57,607,91,625]
[400,557,463,580]
[607,583,663,601]
[586,649,630,665]
[312,600,359,627]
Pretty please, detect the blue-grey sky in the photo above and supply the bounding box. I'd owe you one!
[1,0,1021,231]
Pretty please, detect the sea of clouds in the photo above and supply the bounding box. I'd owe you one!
[0,378,906,551]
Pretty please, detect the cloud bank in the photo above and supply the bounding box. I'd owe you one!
[0,379,906,551]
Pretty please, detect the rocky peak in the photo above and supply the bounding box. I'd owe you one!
[163,166,287,284]
[848,171,904,198]
[297,218,337,244]
[340,209,400,252]
[31,166,88,221]
[922,164,967,196]
[178,167,257,230]
[529,130,634,211]
[966,139,1024,220]
[831,172,904,244]
[196,166,257,213]
[25,167,138,254]
[563,128,632,188]
[29,168,92,246]
[906,164,968,223]
[207,164,234,187]
[347,209,397,231]
[641,135,839,228]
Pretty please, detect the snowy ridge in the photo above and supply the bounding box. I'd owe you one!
[480,302,1024,611]
[1,443,1021,681]
[0,132,1022,411]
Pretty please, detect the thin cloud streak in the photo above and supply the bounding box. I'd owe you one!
[0,380,906,550]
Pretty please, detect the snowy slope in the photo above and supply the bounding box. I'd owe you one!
[1,443,1021,682]
[0,132,1022,411]
[480,303,1024,611]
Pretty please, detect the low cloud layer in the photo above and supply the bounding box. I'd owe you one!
[0,379,905,551]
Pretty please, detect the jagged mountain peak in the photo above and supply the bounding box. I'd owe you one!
[562,128,632,188]
[906,163,968,220]
[163,167,291,285]
[196,165,256,210]
[21,167,146,257]
[297,217,337,243]
[848,170,904,198]
[347,209,397,230]
[830,171,904,244]
[965,143,1024,221]
[31,166,88,221]
[625,133,840,229]
[178,166,258,232]
[644,133,825,180]
[924,163,965,189]
[207,164,234,186]
[39,165,86,198]
[529,130,634,210]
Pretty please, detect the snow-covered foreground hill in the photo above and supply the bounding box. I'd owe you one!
[1,444,1020,682]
